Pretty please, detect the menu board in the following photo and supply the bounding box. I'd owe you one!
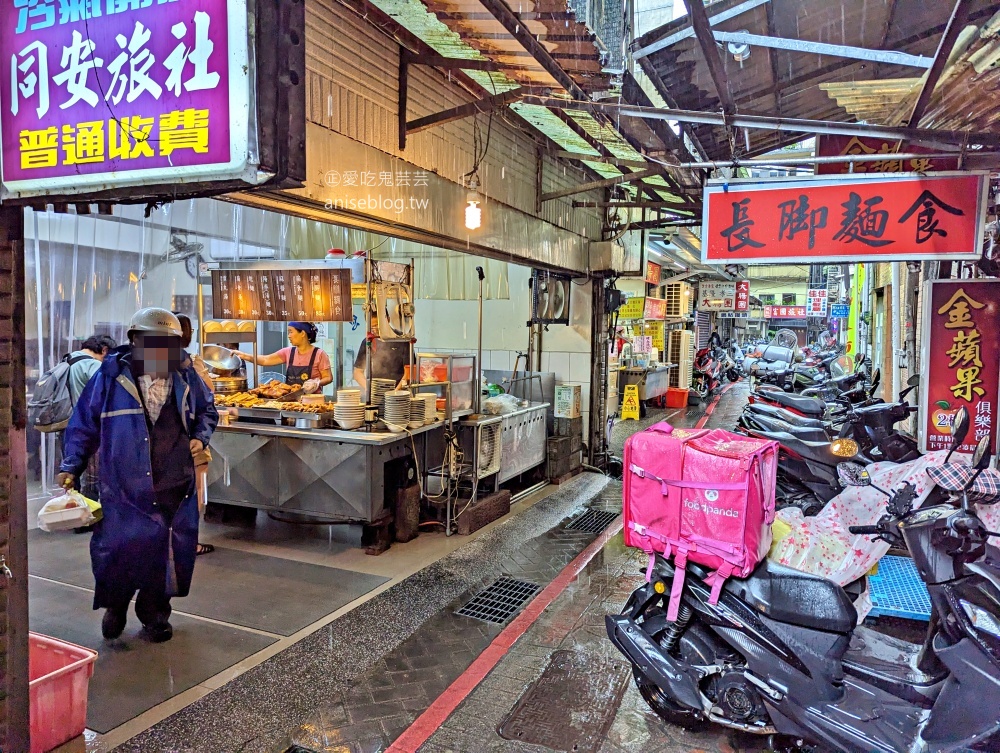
[211,269,353,322]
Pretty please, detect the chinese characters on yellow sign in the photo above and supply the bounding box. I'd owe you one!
[924,281,1000,455]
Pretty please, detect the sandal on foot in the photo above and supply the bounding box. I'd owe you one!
[196,543,215,556]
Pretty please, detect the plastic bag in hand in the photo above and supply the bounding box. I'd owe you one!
[37,489,101,532]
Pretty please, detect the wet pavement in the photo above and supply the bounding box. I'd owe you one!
[100,381,787,752]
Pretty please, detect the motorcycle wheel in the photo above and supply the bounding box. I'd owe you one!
[694,380,709,400]
[727,369,740,382]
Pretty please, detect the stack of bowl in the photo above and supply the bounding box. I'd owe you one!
[371,379,396,410]
[383,391,411,431]
[409,398,425,429]
[334,389,365,429]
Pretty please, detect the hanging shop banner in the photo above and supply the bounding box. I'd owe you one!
[645,261,662,286]
[618,296,645,320]
[717,311,749,319]
[920,280,1000,455]
[212,268,353,322]
[807,288,828,317]
[1,0,252,198]
[764,306,807,319]
[735,281,750,311]
[815,135,960,176]
[698,281,736,311]
[633,335,653,354]
[846,264,865,356]
[830,303,850,319]
[643,321,665,352]
[702,173,988,265]
[643,297,667,320]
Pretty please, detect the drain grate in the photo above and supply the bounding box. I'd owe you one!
[566,509,619,534]
[456,577,541,624]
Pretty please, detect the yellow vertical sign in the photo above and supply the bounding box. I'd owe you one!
[621,384,641,420]
[846,264,865,358]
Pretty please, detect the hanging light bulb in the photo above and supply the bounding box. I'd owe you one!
[465,174,482,230]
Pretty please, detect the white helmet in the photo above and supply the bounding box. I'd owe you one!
[128,307,182,338]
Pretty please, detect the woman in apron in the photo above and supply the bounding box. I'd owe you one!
[237,322,333,393]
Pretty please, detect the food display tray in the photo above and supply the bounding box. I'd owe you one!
[231,407,285,424]
[281,411,337,429]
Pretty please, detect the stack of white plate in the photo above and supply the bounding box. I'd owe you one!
[383,390,411,431]
[409,399,425,429]
[421,393,438,422]
[336,388,361,405]
[371,379,396,409]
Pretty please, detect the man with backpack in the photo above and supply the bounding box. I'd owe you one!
[67,335,117,502]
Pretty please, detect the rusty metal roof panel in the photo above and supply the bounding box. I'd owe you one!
[635,0,1000,161]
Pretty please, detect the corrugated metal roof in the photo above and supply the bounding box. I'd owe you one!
[634,0,1000,161]
[822,11,1000,133]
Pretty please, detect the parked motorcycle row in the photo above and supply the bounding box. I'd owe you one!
[692,337,745,399]
[610,329,1000,751]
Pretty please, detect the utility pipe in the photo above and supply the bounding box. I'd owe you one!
[475,265,484,413]
[891,262,902,401]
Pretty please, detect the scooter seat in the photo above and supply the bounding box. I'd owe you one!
[763,391,826,418]
[725,558,858,633]
[746,403,829,428]
[927,464,1000,502]
[745,415,830,443]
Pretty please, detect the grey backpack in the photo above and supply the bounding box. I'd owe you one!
[28,355,92,433]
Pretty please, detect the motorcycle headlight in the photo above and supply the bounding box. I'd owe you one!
[961,600,1000,639]
[831,438,859,458]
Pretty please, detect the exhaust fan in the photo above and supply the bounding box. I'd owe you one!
[531,270,572,325]
[374,282,415,341]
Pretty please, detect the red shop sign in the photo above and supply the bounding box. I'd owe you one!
[703,172,988,265]
[764,306,806,319]
[644,297,666,320]
[815,135,960,176]
[921,280,1000,456]
[735,280,750,311]
[645,261,662,286]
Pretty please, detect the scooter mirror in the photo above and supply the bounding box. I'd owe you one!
[837,462,872,488]
[869,369,881,393]
[973,435,991,469]
[951,406,971,445]
[907,375,920,388]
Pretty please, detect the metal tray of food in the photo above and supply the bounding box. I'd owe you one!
[250,385,303,402]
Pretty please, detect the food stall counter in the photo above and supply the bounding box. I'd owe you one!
[619,364,676,401]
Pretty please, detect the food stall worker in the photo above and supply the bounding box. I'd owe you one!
[237,322,333,393]
[57,308,218,642]
[353,338,410,393]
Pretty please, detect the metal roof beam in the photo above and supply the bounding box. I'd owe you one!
[572,200,695,209]
[406,89,524,134]
[681,0,738,115]
[541,167,669,202]
[710,31,933,68]
[907,0,974,126]
[632,0,771,60]
[518,96,1000,147]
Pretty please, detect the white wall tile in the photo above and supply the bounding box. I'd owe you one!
[549,352,570,382]
[569,352,590,383]
[541,352,551,373]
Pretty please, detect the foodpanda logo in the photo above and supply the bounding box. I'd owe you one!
[705,490,719,502]
[684,498,739,518]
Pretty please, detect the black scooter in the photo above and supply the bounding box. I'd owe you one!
[608,406,1000,753]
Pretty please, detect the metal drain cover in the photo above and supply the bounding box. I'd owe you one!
[566,509,619,534]
[498,650,629,752]
[456,577,541,624]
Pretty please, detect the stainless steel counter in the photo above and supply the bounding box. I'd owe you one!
[619,365,676,401]
[205,415,468,526]
[495,402,550,483]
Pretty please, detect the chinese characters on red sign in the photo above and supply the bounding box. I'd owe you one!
[643,298,666,320]
[764,306,806,319]
[922,281,1000,455]
[703,173,986,264]
[816,135,960,176]
[1,0,250,197]
[645,261,661,286]
[735,281,750,312]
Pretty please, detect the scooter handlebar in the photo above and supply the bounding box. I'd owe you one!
[848,525,881,536]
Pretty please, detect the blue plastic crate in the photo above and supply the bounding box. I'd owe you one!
[868,555,932,621]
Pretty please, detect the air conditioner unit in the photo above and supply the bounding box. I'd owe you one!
[373,282,414,341]
[531,270,571,325]
[667,329,693,388]
[664,282,693,318]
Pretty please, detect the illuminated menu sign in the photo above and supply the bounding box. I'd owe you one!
[211,269,352,321]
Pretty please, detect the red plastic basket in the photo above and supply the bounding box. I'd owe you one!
[29,633,97,753]
[665,387,689,408]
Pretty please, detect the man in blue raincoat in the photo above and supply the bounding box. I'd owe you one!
[58,307,218,642]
